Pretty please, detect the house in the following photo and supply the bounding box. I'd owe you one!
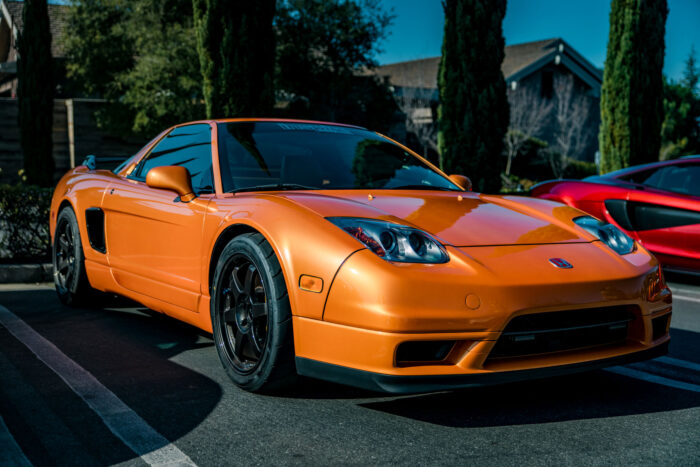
[375,38,603,164]
[0,0,70,97]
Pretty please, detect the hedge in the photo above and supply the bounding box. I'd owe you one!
[0,184,52,262]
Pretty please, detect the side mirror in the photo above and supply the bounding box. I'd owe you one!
[449,174,472,192]
[82,155,96,170]
[146,166,196,202]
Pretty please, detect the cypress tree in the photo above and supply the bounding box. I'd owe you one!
[599,0,668,173]
[193,0,276,118]
[437,0,508,193]
[17,0,55,187]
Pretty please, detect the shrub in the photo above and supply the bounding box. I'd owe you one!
[563,159,598,179]
[0,183,52,262]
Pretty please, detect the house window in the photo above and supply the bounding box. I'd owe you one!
[541,71,553,98]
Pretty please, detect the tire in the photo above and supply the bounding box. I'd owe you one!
[211,233,297,393]
[53,207,95,306]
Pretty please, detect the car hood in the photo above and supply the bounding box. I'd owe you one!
[274,191,590,247]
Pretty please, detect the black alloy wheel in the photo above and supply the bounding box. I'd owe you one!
[220,256,269,373]
[211,233,296,392]
[53,207,94,306]
[54,217,77,290]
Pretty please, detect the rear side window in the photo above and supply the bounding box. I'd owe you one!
[131,124,214,194]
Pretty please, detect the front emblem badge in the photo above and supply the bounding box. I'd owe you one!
[549,258,573,269]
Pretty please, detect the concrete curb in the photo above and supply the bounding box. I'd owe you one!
[0,264,53,283]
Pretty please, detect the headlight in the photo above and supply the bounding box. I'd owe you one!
[328,217,449,263]
[574,216,636,255]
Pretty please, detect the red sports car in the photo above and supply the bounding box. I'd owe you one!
[532,156,700,274]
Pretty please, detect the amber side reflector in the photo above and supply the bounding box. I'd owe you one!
[299,275,323,293]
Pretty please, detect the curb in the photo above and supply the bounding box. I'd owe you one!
[0,264,53,284]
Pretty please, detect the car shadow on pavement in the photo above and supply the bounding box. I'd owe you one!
[359,327,700,428]
[665,270,700,286]
[0,289,222,465]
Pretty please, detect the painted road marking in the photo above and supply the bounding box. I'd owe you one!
[607,366,700,393]
[657,356,700,373]
[0,416,32,467]
[673,294,700,304]
[0,305,196,467]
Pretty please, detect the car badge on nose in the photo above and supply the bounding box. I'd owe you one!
[549,258,573,269]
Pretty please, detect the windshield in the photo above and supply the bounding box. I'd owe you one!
[216,122,461,193]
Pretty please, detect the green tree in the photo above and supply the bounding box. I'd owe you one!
[437,0,509,193]
[193,0,276,118]
[121,0,204,134]
[66,0,394,135]
[681,45,699,92]
[599,0,668,173]
[65,0,133,99]
[17,0,55,187]
[65,0,204,136]
[275,0,396,132]
[661,47,700,158]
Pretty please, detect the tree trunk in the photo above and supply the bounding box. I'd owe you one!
[17,0,54,187]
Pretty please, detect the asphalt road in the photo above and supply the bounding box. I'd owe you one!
[1,276,699,466]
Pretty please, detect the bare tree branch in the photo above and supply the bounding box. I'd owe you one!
[548,74,592,178]
[504,84,553,175]
[391,72,439,163]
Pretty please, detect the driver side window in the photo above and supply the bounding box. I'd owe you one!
[130,124,214,194]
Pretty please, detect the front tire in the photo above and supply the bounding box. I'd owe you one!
[53,207,95,306]
[211,233,296,393]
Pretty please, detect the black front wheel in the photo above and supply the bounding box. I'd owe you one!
[53,207,95,306]
[211,233,296,393]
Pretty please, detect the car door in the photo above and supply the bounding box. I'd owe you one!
[102,123,215,312]
[621,161,700,266]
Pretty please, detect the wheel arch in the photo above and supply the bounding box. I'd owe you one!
[208,223,270,294]
[51,198,77,240]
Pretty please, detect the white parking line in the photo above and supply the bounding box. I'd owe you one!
[657,356,700,373]
[673,294,700,304]
[0,305,196,467]
[607,366,700,393]
[0,416,32,467]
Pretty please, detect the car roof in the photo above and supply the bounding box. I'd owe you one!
[592,155,700,180]
[173,118,368,130]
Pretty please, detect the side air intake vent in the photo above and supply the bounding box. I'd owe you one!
[85,208,106,253]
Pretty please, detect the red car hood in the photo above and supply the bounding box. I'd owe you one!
[275,191,589,247]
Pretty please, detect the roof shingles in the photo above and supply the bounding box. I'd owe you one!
[4,0,69,57]
[376,38,562,89]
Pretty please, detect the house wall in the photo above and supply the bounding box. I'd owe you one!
[393,63,601,167]
[0,98,146,184]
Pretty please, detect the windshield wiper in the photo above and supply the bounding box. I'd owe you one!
[386,184,462,192]
[229,183,320,194]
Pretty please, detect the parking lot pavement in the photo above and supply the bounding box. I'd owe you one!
[1,280,699,466]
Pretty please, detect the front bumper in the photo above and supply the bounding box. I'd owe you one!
[295,341,669,394]
[292,242,672,392]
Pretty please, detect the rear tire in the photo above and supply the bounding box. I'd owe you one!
[53,207,95,306]
[211,233,297,393]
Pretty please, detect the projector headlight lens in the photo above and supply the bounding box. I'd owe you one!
[574,216,636,255]
[328,217,449,263]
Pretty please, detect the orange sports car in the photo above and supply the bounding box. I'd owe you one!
[50,119,672,394]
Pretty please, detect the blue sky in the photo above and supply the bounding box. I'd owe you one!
[377,0,700,81]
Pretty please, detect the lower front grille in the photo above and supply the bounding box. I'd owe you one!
[487,306,638,361]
